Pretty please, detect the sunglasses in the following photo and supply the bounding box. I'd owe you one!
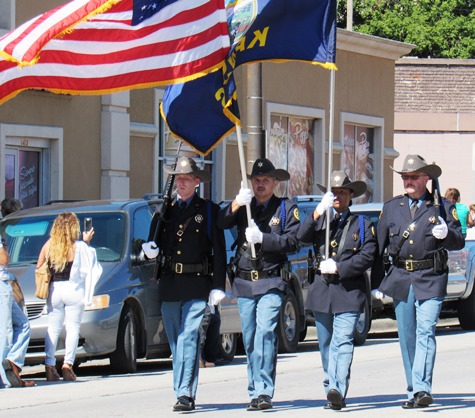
[401,174,427,181]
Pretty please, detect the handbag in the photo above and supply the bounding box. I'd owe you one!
[35,261,51,299]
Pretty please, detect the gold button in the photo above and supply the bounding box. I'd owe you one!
[332,252,337,257]
[196,229,199,232]
[177,251,181,255]
[179,238,182,242]
[409,255,414,258]
[409,240,414,244]
[179,224,183,228]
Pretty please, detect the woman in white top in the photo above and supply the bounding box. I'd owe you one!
[37,212,102,381]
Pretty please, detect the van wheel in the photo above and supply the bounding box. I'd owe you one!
[277,291,300,353]
[218,333,238,362]
[110,306,138,374]
[458,288,475,330]
[354,294,371,346]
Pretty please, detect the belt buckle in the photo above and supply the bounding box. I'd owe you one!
[175,263,183,274]
[405,260,414,271]
[250,271,259,281]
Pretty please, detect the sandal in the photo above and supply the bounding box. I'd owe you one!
[62,363,77,381]
[45,365,61,381]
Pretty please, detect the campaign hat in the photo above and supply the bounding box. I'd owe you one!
[247,158,290,182]
[317,170,367,198]
[390,154,442,179]
[164,157,211,182]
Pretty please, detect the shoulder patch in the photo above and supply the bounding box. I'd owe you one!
[371,226,375,236]
[293,208,300,221]
[452,208,459,221]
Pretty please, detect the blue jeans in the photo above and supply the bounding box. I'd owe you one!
[0,279,12,388]
[1,279,30,388]
[161,299,206,400]
[315,311,359,399]
[237,290,283,399]
[394,285,443,399]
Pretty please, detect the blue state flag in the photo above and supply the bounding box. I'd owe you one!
[163,0,337,155]
[161,69,240,156]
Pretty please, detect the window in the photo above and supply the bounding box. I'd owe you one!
[0,0,14,36]
[340,113,384,204]
[266,103,325,197]
[0,124,63,207]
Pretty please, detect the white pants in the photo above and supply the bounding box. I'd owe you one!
[45,281,85,366]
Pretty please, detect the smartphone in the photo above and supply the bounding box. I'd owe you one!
[84,217,93,232]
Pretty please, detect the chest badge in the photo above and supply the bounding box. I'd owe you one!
[195,214,203,223]
[271,216,280,226]
[429,216,436,224]
[352,233,358,241]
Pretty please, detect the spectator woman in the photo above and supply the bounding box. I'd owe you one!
[444,188,473,237]
[37,212,101,381]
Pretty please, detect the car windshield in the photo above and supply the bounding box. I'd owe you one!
[0,213,126,264]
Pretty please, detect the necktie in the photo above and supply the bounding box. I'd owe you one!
[255,205,264,219]
[410,200,418,219]
[179,201,187,213]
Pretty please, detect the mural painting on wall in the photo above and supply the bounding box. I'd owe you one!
[19,150,40,209]
[342,124,374,203]
[268,114,315,197]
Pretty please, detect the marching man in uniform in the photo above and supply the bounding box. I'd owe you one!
[218,158,300,411]
[372,154,464,409]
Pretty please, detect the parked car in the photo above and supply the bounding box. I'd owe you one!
[0,199,240,373]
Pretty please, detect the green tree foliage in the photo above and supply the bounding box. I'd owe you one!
[337,0,475,58]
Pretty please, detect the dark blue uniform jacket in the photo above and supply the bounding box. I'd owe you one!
[298,211,377,313]
[372,192,464,302]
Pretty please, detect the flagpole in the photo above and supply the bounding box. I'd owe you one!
[236,124,257,259]
[324,69,336,259]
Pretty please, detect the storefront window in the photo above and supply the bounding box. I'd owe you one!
[342,124,374,203]
[267,114,315,197]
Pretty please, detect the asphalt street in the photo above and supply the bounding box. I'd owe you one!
[1,318,474,417]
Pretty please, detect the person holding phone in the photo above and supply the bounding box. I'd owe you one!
[37,212,102,381]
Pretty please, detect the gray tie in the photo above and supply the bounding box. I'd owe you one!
[410,200,418,219]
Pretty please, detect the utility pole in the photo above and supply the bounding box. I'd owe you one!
[347,0,353,31]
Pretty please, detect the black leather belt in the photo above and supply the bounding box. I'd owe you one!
[393,258,434,271]
[237,268,281,281]
[169,262,204,274]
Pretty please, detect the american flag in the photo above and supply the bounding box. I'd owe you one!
[0,0,230,105]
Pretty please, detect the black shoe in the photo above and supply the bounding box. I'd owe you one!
[327,389,344,410]
[414,391,433,408]
[173,396,195,411]
[324,400,347,410]
[246,398,259,411]
[402,399,415,409]
[257,395,273,410]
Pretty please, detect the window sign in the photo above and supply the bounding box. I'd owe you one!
[18,150,40,208]
[267,114,315,197]
[342,124,374,203]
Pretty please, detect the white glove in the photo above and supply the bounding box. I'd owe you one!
[371,289,385,300]
[235,183,253,206]
[319,258,337,274]
[432,216,448,239]
[142,241,159,259]
[209,289,226,306]
[245,220,263,244]
[316,192,335,216]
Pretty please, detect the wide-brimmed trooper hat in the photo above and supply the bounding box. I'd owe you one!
[317,170,367,198]
[390,154,442,179]
[164,157,211,182]
[247,158,290,182]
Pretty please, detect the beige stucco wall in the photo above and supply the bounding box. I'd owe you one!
[0,92,102,200]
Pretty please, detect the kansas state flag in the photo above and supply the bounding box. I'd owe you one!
[163,0,337,155]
